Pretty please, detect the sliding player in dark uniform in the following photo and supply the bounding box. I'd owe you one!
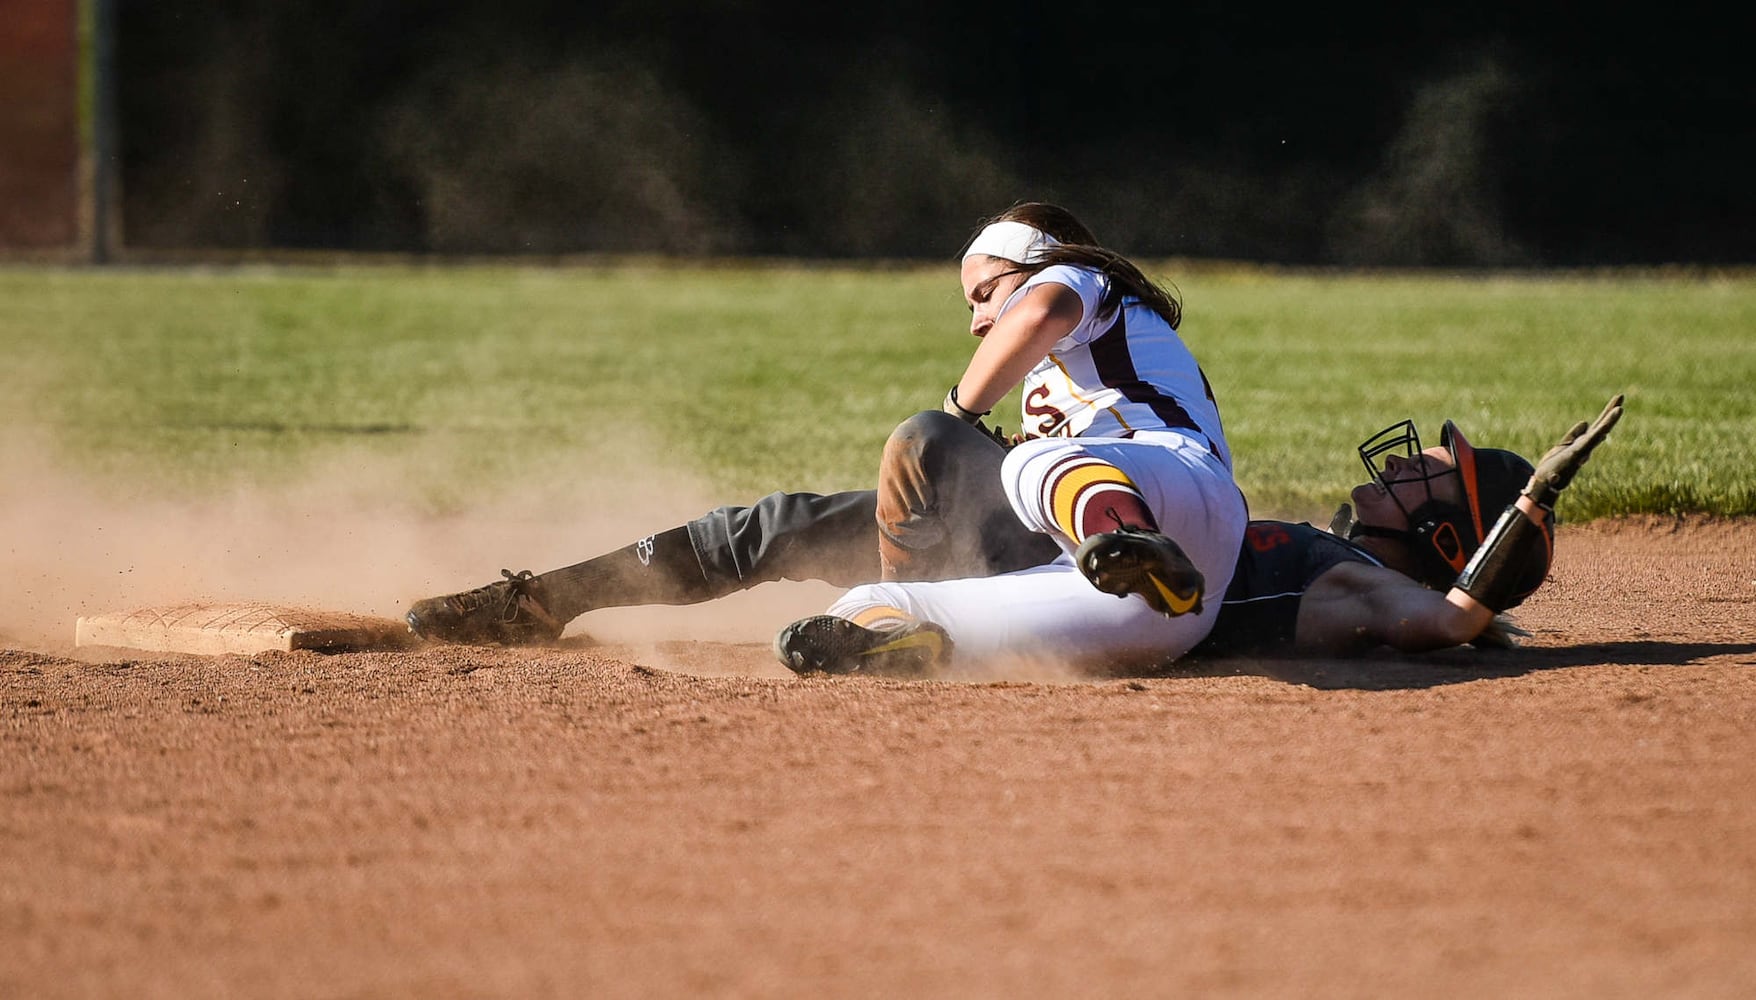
[407,396,1622,672]
[1187,424,1522,659]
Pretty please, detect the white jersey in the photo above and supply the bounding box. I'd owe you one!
[1004,264,1230,470]
[817,259,1247,672]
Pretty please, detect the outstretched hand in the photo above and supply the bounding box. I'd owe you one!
[1327,502,1355,537]
[1525,393,1624,507]
[1471,613,1533,650]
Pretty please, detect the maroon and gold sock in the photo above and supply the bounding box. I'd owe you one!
[1042,457,1159,544]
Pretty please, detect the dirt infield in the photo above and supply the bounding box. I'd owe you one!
[4,518,1753,998]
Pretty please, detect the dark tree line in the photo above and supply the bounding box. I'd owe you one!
[116,1,1751,265]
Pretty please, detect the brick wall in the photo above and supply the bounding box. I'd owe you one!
[0,0,81,249]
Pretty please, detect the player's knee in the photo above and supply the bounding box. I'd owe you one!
[882,411,938,473]
[885,410,1000,483]
[887,409,969,455]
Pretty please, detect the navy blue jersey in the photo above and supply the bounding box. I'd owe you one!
[1190,520,1381,658]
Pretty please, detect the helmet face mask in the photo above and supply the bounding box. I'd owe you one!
[1357,419,1456,522]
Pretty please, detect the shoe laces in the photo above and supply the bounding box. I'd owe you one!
[495,569,541,622]
[1102,508,1155,536]
[505,570,563,636]
[448,568,537,616]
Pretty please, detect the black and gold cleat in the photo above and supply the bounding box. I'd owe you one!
[1075,527,1206,617]
[774,615,952,677]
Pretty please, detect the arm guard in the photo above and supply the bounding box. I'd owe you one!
[1454,505,1553,612]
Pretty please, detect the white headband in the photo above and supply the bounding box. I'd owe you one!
[963,220,1059,264]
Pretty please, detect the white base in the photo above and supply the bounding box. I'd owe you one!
[75,602,417,655]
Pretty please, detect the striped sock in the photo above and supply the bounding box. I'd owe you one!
[847,605,917,630]
[1038,456,1159,544]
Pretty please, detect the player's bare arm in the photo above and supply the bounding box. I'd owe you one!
[952,282,1082,414]
[1296,561,1493,654]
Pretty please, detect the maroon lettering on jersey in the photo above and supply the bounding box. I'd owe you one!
[1025,385,1068,436]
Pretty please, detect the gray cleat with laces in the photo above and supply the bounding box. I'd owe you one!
[406,569,565,645]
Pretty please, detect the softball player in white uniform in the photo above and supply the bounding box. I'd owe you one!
[804,210,1249,671]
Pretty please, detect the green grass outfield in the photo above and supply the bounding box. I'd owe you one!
[3,262,1752,522]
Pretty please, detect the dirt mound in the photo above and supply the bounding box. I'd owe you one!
[3,519,1753,997]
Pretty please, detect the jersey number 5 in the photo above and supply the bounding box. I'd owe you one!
[1246,524,1291,552]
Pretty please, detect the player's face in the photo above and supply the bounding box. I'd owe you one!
[961,255,1028,339]
[1350,447,1461,528]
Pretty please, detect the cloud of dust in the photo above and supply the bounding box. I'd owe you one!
[0,429,839,655]
[0,431,1141,683]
